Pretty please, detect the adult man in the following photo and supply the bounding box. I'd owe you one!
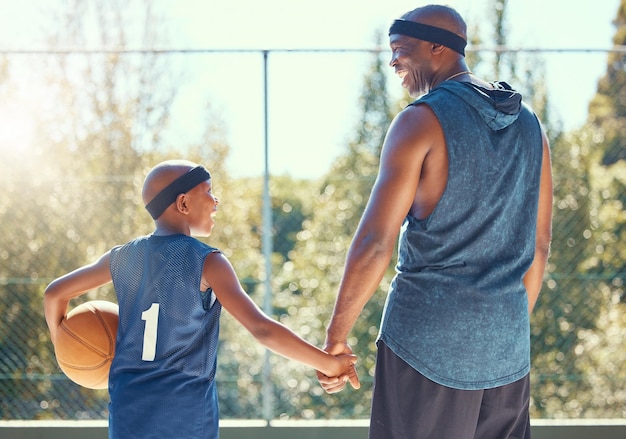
[318,4,553,438]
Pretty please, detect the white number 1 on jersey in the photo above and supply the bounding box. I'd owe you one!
[141,303,160,361]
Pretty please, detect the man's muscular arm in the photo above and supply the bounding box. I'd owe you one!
[320,105,445,393]
[524,129,553,313]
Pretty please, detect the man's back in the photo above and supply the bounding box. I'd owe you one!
[378,80,544,390]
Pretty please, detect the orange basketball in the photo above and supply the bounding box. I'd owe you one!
[54,300,118,389]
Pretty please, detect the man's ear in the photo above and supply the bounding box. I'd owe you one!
[175,193,190,214]
[431,43,446,55]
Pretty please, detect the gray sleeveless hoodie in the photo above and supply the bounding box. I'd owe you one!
[378,80,543,390]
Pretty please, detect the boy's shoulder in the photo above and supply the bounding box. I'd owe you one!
[113,234,219,255]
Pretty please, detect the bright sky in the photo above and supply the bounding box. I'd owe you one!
[0,0,620,178]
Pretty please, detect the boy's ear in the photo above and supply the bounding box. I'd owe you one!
[175,193,190,214]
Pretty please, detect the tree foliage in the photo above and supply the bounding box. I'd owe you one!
[1,0,624,422]
[0,0,266,419]
[530,0,626,418]
[269,43,395,419]
[588,0,626,165]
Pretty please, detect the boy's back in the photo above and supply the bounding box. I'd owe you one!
[109,234,221,438]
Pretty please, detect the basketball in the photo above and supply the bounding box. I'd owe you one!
[54,300,119,389]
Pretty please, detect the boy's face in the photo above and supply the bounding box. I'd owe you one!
[187,179,219,237]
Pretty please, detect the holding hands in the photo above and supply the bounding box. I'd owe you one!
[317,342,361,393]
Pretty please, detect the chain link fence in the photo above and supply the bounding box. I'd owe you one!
[0,47,625,421]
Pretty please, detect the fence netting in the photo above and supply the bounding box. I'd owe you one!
[0,48,624,421]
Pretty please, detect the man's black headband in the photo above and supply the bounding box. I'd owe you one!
[145,166,211,220]
[389,19,466,56]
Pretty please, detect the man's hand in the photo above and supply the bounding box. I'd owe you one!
[316,342,361,393]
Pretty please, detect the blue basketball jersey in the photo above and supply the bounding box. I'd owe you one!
[108,234,221,438]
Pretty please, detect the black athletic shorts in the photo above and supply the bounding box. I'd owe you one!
[369,341,531,439]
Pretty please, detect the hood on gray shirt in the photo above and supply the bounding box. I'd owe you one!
[437,80,523,131]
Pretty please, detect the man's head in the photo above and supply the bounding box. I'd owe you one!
[396,5,467,52]
[143,160,218,236]
[389,4,468,97]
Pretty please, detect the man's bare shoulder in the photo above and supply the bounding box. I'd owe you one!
[385,103,443,151]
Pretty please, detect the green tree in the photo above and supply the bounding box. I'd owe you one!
[586,0,626,273]
[588,0,626,165]
[270,39,395,419]
[531,0,626,419]
[0,0,246,420]
[530,126,596,418]
[570,0,626,417]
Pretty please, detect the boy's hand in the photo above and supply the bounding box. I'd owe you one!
[316,342,361,393]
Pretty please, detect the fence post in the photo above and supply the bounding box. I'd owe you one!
[261,49,274,423]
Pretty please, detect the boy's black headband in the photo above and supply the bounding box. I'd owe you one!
[145,166,211,220]
[389,19,466,56]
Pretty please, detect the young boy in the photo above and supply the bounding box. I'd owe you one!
[44,159,357,438]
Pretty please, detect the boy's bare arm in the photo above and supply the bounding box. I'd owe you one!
[43,251,113,343]
[203,252,356,377]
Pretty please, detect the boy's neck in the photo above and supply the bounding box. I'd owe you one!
[152,221,191,236]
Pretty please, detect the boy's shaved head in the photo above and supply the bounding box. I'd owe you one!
[142,160,198,207]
